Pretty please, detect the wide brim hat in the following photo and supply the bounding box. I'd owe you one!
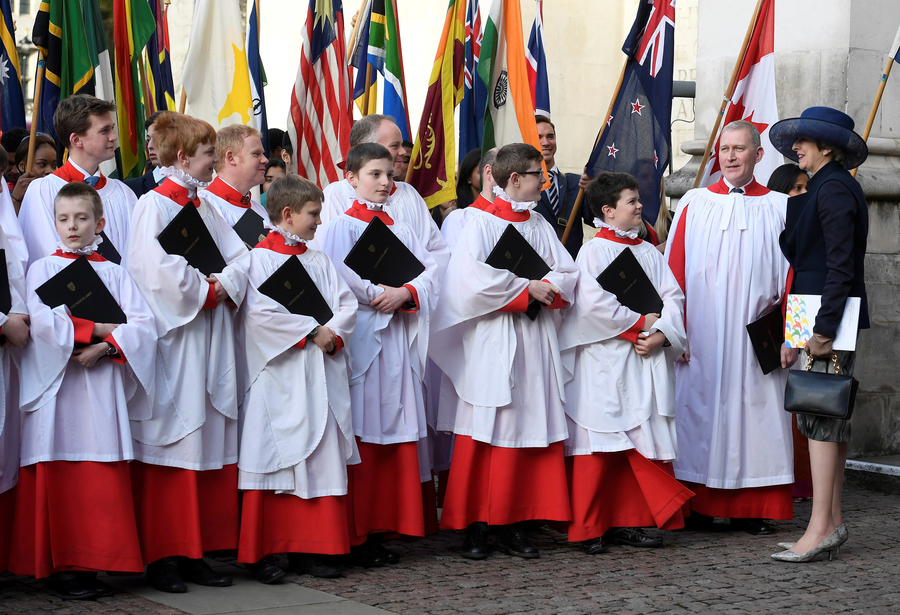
[769,106,868,169]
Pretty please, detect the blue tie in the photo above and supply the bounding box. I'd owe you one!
[83,176,100,187]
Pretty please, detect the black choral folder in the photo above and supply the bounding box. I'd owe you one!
[595,248,664,316]
[343,216,425,288]
[485,224,551,321]
[95,230,121,264]
[157,202,227,276]
[0,250,11,315]
[746,307,784,375]
[233,209,268,250]
[36,255,127,324]
[257,256,334,325]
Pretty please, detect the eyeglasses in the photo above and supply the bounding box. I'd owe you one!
[518,169,546,178]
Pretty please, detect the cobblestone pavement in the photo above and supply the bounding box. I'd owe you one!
[2,486,899,614]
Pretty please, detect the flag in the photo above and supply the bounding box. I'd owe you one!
[583,0,675,224]
[479,0,545,177]
[890,22,900,62]
[525,0,550,118]
[406,0,466,209]
[0,0,26,132]
[367,0,411,140]
[182,0,254,129]
[146,0,176,112]
[698,0,778,187]
[349,0,378,116]
[113,0,155,180]
[458,0,486,164]
[287,0,353,188]
[246,1,269,154]
[83,0,119,177]
[32,0,95,139]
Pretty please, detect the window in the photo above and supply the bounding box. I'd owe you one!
[18,1,31,15]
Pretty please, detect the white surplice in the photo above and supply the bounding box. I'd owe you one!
[0,182,29,270]
[0,226,26,494]
[560,235,687,461]
[201,189,269,233]
[430,208,578,448]
[319,210,438,482]
[124,187,249,470]
[441,207,484,254]
[235,242,360,498]
[18,169,135,268]
[665,183,793,489]
[19,254,158,465]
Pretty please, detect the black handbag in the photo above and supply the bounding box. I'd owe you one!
[784,352,859,420]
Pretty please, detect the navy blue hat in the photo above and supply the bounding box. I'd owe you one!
[769,107,867,169]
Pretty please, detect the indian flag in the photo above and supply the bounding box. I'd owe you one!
[479,0,543,163]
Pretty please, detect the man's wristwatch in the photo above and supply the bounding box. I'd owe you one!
[104,341,118,356]
[307,327,318,340]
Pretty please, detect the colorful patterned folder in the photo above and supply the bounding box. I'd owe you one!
[784,294,861,352]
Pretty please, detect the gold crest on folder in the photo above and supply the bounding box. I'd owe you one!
[181,228,189,238]
[284,281,292,290]
[67,282,76,292]
[619,271,626,279]
[505,251,512,259]
[368,244,376,253]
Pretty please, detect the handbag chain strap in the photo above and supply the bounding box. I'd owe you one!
[804,350,841,375]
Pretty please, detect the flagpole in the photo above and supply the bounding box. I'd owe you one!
[851,56,894,177]
[560,59,629,245]
[26,57,46,174]
[138,51,154,115]
[692,0,763,189]
[347,0,369,55]
[361,64,373,116]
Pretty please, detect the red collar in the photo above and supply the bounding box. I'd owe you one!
[597,227,643,245]
[256,231,308,255]
[471,194,492,211]
[389,183,398,197]
[708,177,769,196]
[486,197,530,222]
[53,160,108,190]
[52,249,107,262]
[154,178,200,207]
[345,200,394,225]
[206,177,251,208]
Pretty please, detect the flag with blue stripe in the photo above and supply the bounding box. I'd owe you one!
[458,0,485,163]
[0,0,25,132]
[246,1,269,154]
[526,0,550,118]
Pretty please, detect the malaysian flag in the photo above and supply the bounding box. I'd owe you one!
[583,0,675,224]
[287,0,352,188]
[526,0,551,118]
[458,0,485,164]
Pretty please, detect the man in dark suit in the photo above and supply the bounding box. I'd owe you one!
[124,111,165,198]
[533,116,592,258]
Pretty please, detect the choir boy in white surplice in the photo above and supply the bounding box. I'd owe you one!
[665,121,793,534]
[202,125,269,236]
[320,143,439,567]
[235,175,360,583]
[430,143,578,561]
[0,224,29,573]
[559,172,694,556]
[18,95,135,269]
[9,184,156,599]
[124,113,249,594]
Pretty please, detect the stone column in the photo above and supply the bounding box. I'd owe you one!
[667,0,900,457]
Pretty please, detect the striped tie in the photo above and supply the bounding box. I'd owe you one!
[548,169,559,216]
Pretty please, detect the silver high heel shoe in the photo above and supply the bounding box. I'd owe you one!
[770,528,843,562]
[777,523,847,551]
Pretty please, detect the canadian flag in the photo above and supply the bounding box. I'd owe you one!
[700,0,780,187]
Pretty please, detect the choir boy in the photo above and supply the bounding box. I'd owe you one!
[9,183,156,599]
[235,175,359,581]
[559,172,693,554]
[19,95,136,267]
[430,143,578,560]
[124,113,249,593]
[203,124,269,228]
[320,143,439,566]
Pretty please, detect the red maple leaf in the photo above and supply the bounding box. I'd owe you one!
[708,93,770,175]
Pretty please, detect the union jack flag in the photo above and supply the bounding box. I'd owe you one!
[526,0,551,118]
[458,0,486,164]
[287,0,353,188]
[584,0,675,224]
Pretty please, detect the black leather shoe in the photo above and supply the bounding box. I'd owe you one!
[288,553,343,578]
[494,525,539,559]
[684,513,715,529]
[147,557,187,593]
[604,527,664,548]
[45,572,101,601]
[460,522,489,560]
[732,518,776,535]
[247,555,286,584]
[370,540,400,565]
[90,579,115,597]
[347,541,387,568]
[581,537,608,555]
[179,558,233,587]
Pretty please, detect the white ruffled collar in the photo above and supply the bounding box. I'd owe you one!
[265,221,307,246]
[158,166,209,198]
[493,186,536,212]
[355,197,387,211]
[593,218,640,240]
[57,234,103,256]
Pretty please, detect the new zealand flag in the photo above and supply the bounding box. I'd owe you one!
[584,0,674,224]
